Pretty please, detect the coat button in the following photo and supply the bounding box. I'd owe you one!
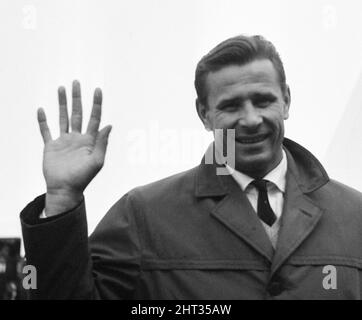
[267,280,284,296]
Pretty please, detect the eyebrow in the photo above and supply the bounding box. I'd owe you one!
[250,92,277,100]
[216,97,243,109]
[216,91,278,109]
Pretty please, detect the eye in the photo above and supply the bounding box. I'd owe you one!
[223,104,238,111]
[220,101,240,112]
[253,96,275,108]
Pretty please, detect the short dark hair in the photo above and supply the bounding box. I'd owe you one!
[194,34,287,107]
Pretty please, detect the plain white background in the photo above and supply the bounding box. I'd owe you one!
[1,0,362,241]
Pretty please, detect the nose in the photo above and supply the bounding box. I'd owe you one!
[238,101,262,129]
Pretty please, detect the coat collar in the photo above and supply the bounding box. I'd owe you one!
[195,137,329,198]
[282,138,329,193]
[194,138,330,264]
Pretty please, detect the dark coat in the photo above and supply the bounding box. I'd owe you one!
[20,138,362,299]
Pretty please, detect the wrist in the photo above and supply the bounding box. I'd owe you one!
[45,189,83,217]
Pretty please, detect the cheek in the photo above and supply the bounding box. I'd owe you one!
[265,108,285,127]
[212,112,238,128]
[263,113,285,138]
[270,117,285,141]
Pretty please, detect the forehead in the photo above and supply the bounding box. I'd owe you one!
[205,59,282,106]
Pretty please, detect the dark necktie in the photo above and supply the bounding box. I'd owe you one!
[251,179,277,227]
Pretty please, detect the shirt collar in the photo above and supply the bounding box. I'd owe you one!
[226,149,287,193]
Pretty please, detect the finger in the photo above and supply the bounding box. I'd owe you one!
[71,80,83,132]
[58,86,69,134]
[93,125,112,166]
[37,108,52,143]
[86,88,102,137]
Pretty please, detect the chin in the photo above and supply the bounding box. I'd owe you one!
[234,153,272,176]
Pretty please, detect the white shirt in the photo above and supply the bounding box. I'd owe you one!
[226,150,287,249]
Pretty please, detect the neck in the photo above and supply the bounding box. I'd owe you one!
[235,149,284,179]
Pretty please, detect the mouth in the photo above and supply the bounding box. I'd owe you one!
[235,133,269,144]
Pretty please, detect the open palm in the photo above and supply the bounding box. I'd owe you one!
[38,81,112,211]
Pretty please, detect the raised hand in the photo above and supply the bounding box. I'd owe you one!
[37,80,112,216]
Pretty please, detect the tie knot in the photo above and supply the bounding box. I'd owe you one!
[251,179,268,191]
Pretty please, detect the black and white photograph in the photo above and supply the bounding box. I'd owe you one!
[1,0,362,306]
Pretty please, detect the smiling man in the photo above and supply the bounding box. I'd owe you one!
[197,58,289,178]
[20,34,362,299]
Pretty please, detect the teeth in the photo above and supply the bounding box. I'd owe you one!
[238,136,266,144]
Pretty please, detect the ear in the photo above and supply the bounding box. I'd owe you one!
[195,98,212,131]
[283,85,291,120]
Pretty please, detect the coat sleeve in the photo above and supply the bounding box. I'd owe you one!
[20,192,142,300]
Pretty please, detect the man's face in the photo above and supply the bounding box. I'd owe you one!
[197,59,290,178]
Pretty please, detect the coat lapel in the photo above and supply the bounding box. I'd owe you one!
[270,146,325,276]
[195,139,329,268]
[195,146,274,262]
[211,189,275,262]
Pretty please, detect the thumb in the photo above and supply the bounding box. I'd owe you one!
[93,125,112,165]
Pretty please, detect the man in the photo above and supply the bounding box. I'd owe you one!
[21,35,362,299]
